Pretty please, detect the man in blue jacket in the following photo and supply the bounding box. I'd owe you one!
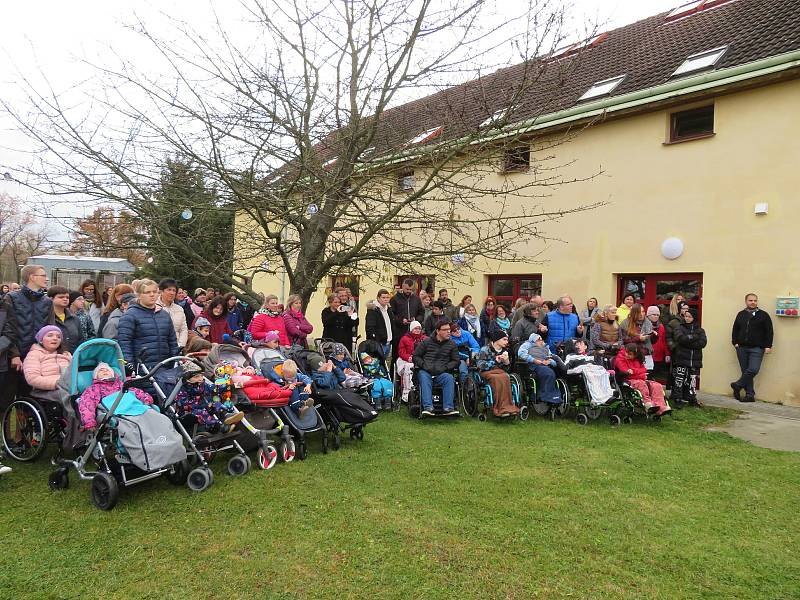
[541,295,584,352]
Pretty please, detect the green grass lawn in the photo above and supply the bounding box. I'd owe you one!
[1,407,798,600]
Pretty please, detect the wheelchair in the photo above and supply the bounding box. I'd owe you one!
[512,363,569,421]
[407,367,462,419]
[461,362,529,422]
[2,394,67,462]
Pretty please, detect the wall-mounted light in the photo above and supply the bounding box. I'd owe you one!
[661,237,684,260]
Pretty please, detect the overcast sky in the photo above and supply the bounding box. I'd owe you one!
[0,0,682,227]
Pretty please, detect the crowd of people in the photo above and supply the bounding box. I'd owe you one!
[0,268,773,475]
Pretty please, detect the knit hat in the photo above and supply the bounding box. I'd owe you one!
[307,353,325,372]
[489,329,508,342]
[677,300,689,312]
[332,342,348,356]
[527,332,542,343]
[646,306,661,317]
[409,320,422,332]
[92,362,114,380]
[35,325,62,344]
[181,360,203,378]
[194,317,211,329]
[119,292,136,305]
[359,352,370,361]
[68,290,83,305]
[686,308,698,320]
[262,331,280,344]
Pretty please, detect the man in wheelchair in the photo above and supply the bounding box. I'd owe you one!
[412,320,460,417]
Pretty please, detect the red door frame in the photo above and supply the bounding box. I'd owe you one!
[487,274,542,309]
[617,273,703,318]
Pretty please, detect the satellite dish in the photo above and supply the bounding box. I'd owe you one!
[181,208,193,220]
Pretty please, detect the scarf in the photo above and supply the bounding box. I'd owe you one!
[464,312,481,338]
[259,308,282,318]
[23,285,47,300]
[495,316,510,331]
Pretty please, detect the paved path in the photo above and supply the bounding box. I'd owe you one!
[701,392,800,452]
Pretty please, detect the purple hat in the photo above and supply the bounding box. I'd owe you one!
[262,331,280,344]
[35,325,62,344]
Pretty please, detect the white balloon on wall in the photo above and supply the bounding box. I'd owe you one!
[661,237,684,260]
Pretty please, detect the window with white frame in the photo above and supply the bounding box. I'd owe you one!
[672,46,728,77]
[578,75,626,101]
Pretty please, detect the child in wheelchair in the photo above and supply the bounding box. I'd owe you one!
[613,344,671,417]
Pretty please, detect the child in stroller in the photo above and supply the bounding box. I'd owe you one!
[277,360,315,418]
[330,343,370,388]
[77,362,157,432]
[174,361,244,433]
[359,352,393,410]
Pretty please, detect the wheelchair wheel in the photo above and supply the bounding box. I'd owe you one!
[555,379,570,416]
[609,414,622,427]
[575,413,588,426]
[461,376,478,417]
[584,405,602,420]
[519,405,530,421]
[2,399,48,462]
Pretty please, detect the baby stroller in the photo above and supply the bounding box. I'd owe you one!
[47,339,191,510]
[248,345,328,460]
[356,339,397,411]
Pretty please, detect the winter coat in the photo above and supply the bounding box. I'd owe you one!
[241,377,294,404]
[50,310,86,354]
[590,320,620,353]
[22,344,72,391]
[0,303,18,373]
[101,308,124,339]
[479,308,494,339]
[665,315,685,353]
[475,343,511,373]
[3,287,53,359]
[321,308,356,349]
[672,322,707,369]
[613,352,648,381]
[226,306,244,333]
[542,311,581,352]
[117,302,179,368]
[397,331,426,363]
[650,322,670,362]
[78,376,153,429]
[365,303,394,344]
[192,311,232,344]
[157,300,189,348]
[618,317,654,354]
[283,309,314,348]
[390,293,424,335]
[423,312,445,336]
[412,335,459,376]
[451,329,480,357]
[511,316,540,347]
[74,309,96,343]
[249,311,290,346]
[439,299,459,322]
[731,308,773,349]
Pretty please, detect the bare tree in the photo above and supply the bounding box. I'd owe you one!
[0,193,49,281]
[2,0,603,306]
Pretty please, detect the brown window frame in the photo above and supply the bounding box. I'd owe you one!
[502,146,531,173]
[396,170,415,192]
[668,104,715,144]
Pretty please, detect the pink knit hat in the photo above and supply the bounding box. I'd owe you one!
[263,331,280,344]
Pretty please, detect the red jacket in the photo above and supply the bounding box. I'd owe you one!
[283,309,313,348]
[248,312,290,346]
[193,312,232,344]
[398,332,426,362]
[613,352,647,381]
[241,376,293,406]
[650,322,670,362]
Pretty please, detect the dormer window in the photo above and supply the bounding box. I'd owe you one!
[672,46,728,77]
[578,75,626,101]
[405,126,443,146]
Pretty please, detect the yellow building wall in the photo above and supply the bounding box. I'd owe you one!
[240,78,800,406]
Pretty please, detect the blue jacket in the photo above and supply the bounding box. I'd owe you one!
[3,288,52,359]
[117,303,179,367]
[226,307,244,332]
[451,330,480,358]
[543,311,580,352]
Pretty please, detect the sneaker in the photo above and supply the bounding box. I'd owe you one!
[420,409,434,418]
[445,409,460,417]
[730,382,743,401]
[741,396,755,403]
[224,411,245,426]
[0,464,11,476]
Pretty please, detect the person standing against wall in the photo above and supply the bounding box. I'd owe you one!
[730,293,773,403]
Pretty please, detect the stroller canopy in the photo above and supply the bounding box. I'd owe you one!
[69,338,126,396]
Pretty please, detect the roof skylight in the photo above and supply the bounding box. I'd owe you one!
[480,109,508,128]
[665,0,739,23]
[672,45,728,77]
[405,126,443,146]
[578,75,626,101]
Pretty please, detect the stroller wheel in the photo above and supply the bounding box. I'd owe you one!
[609,415,622,427]
[332,433,341,451]
[166,459,190,485]
[90,472,119,510]
[187,467,213,492]
[226,455,250,477]
[257,446,278,470]
[280,439,296,463]
[48,467,69,491]
[575,413,589,426]
[297,441,308,461]
[322,434,329,455]
[519,405,530,421]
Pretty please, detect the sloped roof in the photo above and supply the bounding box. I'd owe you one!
[365,0,800,154]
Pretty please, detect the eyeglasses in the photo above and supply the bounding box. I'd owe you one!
[33,273,47,278]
